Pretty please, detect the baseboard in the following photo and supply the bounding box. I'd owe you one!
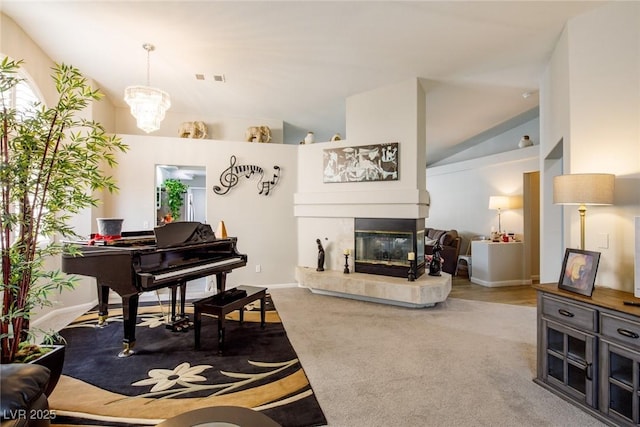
[470,277,532,287]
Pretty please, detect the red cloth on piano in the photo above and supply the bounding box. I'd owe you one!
[88,233,121,245]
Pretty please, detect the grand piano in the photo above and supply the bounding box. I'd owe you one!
[61,222,247,357]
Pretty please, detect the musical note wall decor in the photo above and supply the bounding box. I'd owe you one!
[213,155,281,196]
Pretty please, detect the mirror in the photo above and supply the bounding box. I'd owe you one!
[155,165,206,226]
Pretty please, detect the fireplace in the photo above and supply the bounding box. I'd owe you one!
[354,218,425,278]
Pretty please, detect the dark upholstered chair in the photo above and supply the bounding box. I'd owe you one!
[424,228,461,275]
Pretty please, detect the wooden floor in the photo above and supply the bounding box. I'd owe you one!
[450,274,537,307]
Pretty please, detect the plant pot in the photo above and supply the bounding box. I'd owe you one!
[29,344,65,396]
[96,218,124,236]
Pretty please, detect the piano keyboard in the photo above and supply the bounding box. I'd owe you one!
[152,256,245,282]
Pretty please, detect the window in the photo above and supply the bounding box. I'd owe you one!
[1,64,49,243]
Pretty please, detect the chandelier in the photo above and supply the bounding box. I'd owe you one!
[124,43,171,133]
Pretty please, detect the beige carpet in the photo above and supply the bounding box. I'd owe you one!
[270,287,607,427]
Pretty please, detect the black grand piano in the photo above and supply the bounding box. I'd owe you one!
[61,222,247,357]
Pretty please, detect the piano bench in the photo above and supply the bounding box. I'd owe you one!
[193,285,267,355]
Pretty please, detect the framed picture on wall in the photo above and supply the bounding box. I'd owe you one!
[558,248,601,296]
[323,142,399,183]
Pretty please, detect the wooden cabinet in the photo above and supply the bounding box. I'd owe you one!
[599,311,640,424]
[539,294,598,407]
[534,283,640,426]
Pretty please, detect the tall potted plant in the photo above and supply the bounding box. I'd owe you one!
[0,57,128,364]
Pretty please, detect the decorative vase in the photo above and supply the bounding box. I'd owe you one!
[304,132,315,144]
[518,135,533,148]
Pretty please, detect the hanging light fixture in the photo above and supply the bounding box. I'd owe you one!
[124,43,171,133]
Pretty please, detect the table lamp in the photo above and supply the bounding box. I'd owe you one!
[489,196,510,234]
[553,173,615,250]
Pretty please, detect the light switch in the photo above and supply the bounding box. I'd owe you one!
[597,233,609,249]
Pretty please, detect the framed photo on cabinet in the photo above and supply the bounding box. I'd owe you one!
[558,248,601,296]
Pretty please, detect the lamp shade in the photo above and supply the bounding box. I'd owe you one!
[553,174,615,205]
[488,196,510,210]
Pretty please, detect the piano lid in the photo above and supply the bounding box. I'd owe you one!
[154,221,217,249]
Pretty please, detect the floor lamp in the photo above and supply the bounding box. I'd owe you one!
[553,173,615,250]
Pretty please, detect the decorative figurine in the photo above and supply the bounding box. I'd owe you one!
[178,121,208,139]
[316,238,325,272]
[343,248,350,274]
[245,125,272,143]
[429,240,442,276]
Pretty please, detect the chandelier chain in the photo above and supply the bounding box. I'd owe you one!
[143,43,155,86]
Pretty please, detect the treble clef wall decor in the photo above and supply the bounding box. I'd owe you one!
[213,155,281,196]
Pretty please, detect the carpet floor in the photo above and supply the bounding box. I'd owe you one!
[49,295,327,427]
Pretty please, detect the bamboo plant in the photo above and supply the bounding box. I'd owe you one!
[0,57,128,363]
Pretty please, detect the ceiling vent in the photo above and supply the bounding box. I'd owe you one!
[213,74,226,83]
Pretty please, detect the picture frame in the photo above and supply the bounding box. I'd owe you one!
[558,248,601,296]
[323,142,399,183]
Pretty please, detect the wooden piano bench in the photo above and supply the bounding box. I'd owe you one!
[193,285,267,355]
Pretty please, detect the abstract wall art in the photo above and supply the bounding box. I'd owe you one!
[323,142,399,183]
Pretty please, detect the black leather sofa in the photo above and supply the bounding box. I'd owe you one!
[1,364,51,427]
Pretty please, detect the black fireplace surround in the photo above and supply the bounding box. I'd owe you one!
[354,218,425,278]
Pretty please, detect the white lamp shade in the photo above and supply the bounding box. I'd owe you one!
[553,173,615,205]
[489,196,510,210]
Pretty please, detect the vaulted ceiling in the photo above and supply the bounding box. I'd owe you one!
[2,1,606,164]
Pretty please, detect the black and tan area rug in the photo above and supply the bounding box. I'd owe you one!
[49,295,327,427]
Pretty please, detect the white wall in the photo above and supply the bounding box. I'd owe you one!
[103,135,298,287]
[540,2,640,291]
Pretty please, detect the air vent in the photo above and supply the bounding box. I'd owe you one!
[213,74,226,82]
[195,74,205,80]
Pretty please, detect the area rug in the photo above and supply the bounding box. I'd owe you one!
[49,295,327,427]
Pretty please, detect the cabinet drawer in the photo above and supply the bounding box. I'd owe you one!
[601,312,640,350]
[541,295,597,332]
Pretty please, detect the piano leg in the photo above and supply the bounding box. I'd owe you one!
[170,285,179,323]
[119,294,139,358]
[216,271,228,293]
[166,282,191,332]
[96,284,110,328]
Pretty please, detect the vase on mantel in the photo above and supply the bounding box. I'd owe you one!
[304,132,315,144]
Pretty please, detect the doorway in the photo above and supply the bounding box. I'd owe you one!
[155,165,206,226]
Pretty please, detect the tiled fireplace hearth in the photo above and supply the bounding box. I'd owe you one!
[296,267,451,308]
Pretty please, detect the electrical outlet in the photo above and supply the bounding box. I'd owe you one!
[255,264,261,273]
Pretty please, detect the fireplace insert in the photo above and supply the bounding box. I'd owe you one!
[354,218,425,278]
